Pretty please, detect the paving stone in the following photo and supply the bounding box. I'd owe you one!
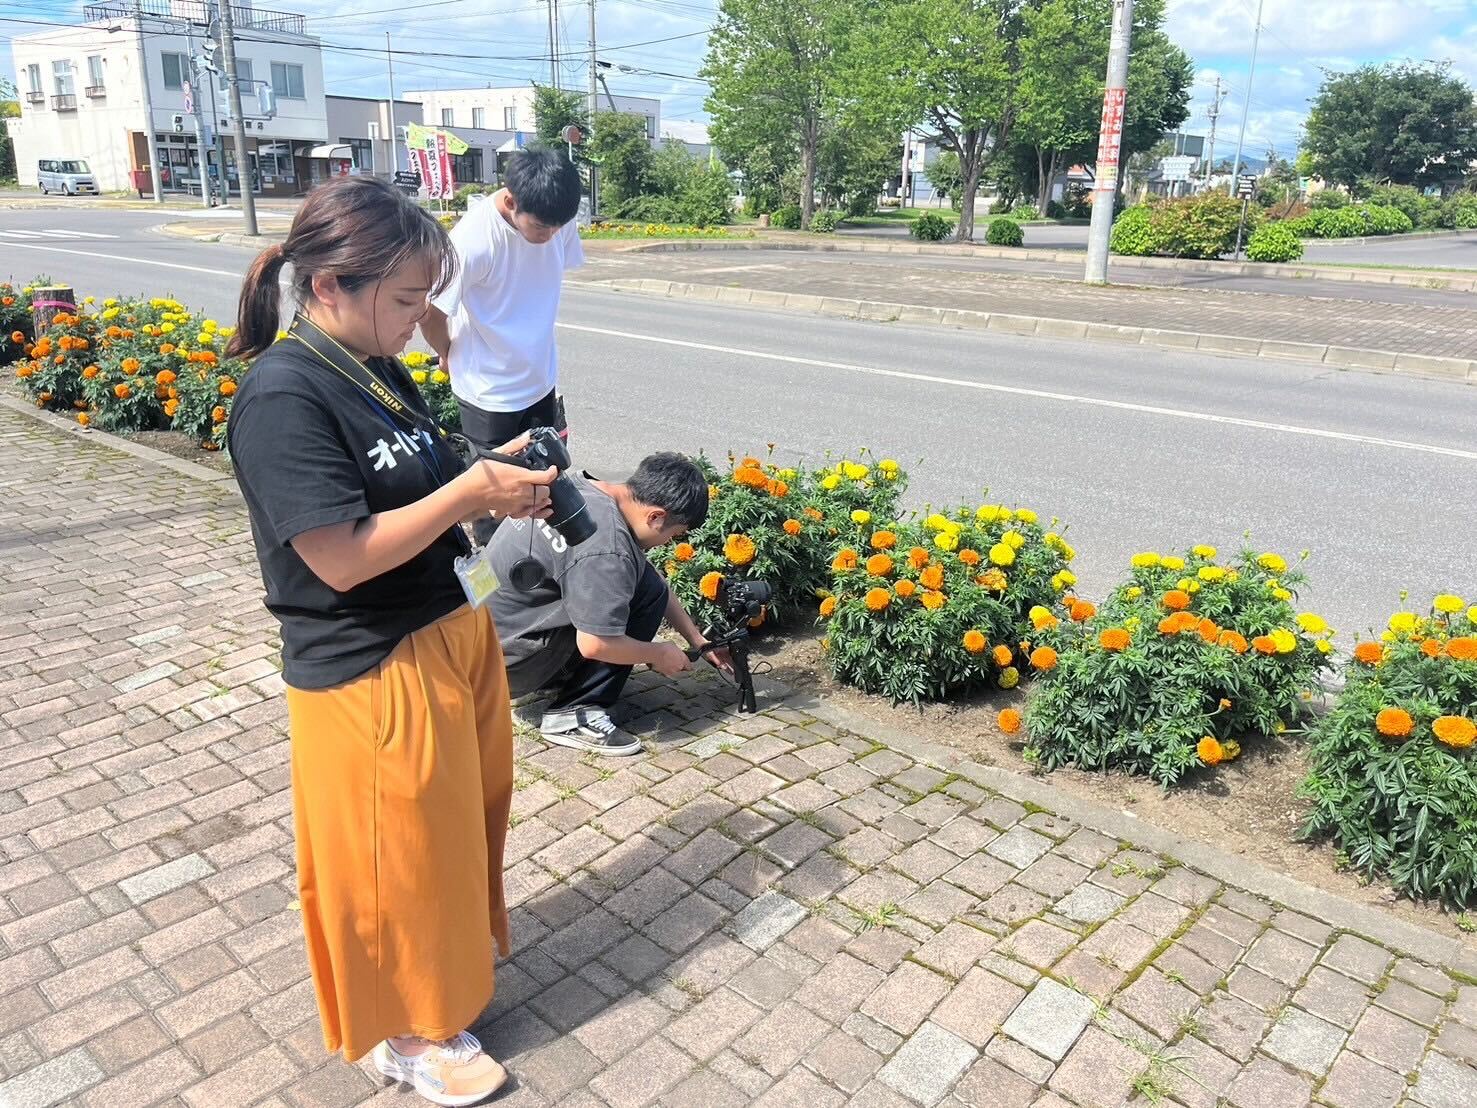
[570,993,671,1064]
[0,1047,105,1108]
[1291,966,1373,1030]
[1226,1053,1313,1108]
[978,884,1050,928]
[1375,978,1446,1028]
[1047,1025,1146,1107]
[1348,1004,1430,1075]
[660,1068,751,1108]
[949,1056,1040,1108]
[982,1035,1055,1085]
[931,966,1027,1048]
[1160,1036,1241,1108]
[1321,933,1393,985]
[1197,994,1270,1063]
[1225,964,1291,1013]
[1242,928,1319,982]
[900,879,978,929]
[1054,882,1125,925]
[802,1029,884,1095]
[1000,920,1076,971]
[877,1021,977,1106]
[1114,968,1198,1041]
[587,1033,696,1108]
[860,960,952,1036]
[733,1000,832,1077]
[752,1067,846,1108]
[730,890,808,952]
[1262,1007,1346,1077]
[1320,1049,1407,1108]
[1408,1050,1477,1108]
[1436,1019,1477,1065]
[942,853,1016,901]
[985,827,1054,870]
[1197,903,1263,947]
[1153,943,1223,996]
[794,951,885,1024]
[1080,919,1158,973]
[730,951,809,1010]
[1014,853,1089,900]
[1000,977,1095,1062]
[912,920,997,980]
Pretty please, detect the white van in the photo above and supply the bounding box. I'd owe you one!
[37,159,99,196]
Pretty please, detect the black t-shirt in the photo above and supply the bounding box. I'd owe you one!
[227,337,469,690]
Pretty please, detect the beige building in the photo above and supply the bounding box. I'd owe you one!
[404,85,662,145]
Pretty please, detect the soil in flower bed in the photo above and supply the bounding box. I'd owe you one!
[122,429,233,473]
[753,628,1477,945]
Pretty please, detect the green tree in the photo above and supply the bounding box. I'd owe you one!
[587,110,653,209]
[1304,63,1477,190]
[1013,0,1104,214]
[531,84,590,152]
[0,77,18,185]
[703,0,847,229]
[927,150,965,209]
[815,122,897,212]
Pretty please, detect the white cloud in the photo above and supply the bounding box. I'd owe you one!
[1166,0,1460,61]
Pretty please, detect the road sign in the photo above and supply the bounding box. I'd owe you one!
[393,169,421,194]
[1237,174,1257,198]
[1160,155,1196,182]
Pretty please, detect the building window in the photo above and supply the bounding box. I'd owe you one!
[86,55,105,90]
[162,52,187,90]
[271,62,305,100]
[450,149,484,185]
[52,60,75,97]
[340,137,373,170]
[472,107,486,129]
[222,58,253,93]
[441,108,454,127]
[26,64,41,94]
[645,115,656,140]
[503,105,517,129]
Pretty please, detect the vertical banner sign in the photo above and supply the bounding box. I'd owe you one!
[434,131,454,198]
[1093,87,1126,194]
[413,147,434,196]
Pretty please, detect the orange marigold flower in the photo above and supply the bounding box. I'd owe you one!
[159,343,176,355]
[1197,736,1224,766]
[783,519,802,536]
[765,478,789,498]
[55,355,65,365]
[1252,635,1278,655]
[958,548,981,566]
[15,364,33,378]
[724,534,756,567]
[1069,599,1096,622]
[894,579,917,599]
[832,548,859,572]
[1375,707,1414,739]
[1352,641,1384,665]
[674,542,695,562]
[81,365,100,379]
[1099,628,1131,652]
[32,338,52,356]
[1,296,12,306]
[113,383,132,399]
[920,564,945,591]
[908,546,930,570]
[866,554,894,577]
[733,466,768,490]
[163,398,179,417]
[1029,646,1058,671]
[1198,618,1220,643]
[211,405,227,423]
[963,630,987,654]
[217,376,234,394]
[1420,639,1441,658]
[803,506,824,521]
[1218,630,1249,654]
[1446,637,1477,662]
[1163,590,1192,611]
[106,325,123,339]
[121,329,135,339]
[992,644,1014,667]
[997,708,1022,735]
[121,357,141,375]
[1433,716,1476,748]
[978,568,1007,591]
[156,369,177,386]
[77,412,90,426]
[871,530,897,551]
[819,596,837,618]
[10,330,24,343]
[700,572,722,601]
[739,455,763,469]
[920,590,946,611]
[865,587,891,612]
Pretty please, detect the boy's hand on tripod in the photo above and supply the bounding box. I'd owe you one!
[698,642,736,677]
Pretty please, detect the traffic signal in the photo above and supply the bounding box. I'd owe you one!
[171,114,184,134]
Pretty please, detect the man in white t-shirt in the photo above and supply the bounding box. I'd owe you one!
[421,148,585,539]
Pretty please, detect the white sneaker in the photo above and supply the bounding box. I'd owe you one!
[371,1031,507,1107]
[539,706,641,756]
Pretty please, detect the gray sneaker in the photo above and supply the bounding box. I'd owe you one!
[540,707,641,756]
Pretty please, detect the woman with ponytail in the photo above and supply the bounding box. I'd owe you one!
[227,176,556,1105]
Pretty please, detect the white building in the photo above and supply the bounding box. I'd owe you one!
[324,95,506,186]
[8,0,325,197]
[403,85,662,145]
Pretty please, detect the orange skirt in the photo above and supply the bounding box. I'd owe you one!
[285,604,514,1062]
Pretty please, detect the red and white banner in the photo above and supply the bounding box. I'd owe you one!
[434,132,455,199]
[1093,86,1126,193]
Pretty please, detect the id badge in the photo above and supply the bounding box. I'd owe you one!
[454,545,501,609]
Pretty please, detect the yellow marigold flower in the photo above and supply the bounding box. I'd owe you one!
[160,322,175,334]
[821,474,841,491]
[1052,570,1075,591]
[998,666,1020,689]
[1272,588,1293,602]
[1271,629,1298,654]
[851,510,871,525]
[1001,530,1025,551]
[1434,594,1465,614]
[842,462,869,480]
[1161,556,1186,572]
[1198,566,1226,582]
[431,369,450,385]
[403,351,430,367]
[1316,639,1333,655]
[1131,552,1160,569]
[103,298,118,307]
[1014,508,1038,524]
[934,532,959,553]
[1296,613,1328,635]
[101,307,120,321]
[878,459,900,475]
[196,332,214,347]
[975,505,1000,523]
[1192,544,1218,559]
[1125,586,1142,599]
[989,543,1015,567]
[1222,739,1241,761]
[202,319,218,333]
[1258,552,1288,574]
[923,513,954,533]
[411,369,428,384]
[1469,605,1477,626]
[1388,612,1418,635]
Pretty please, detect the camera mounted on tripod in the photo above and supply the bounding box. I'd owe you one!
[687,576,772,713]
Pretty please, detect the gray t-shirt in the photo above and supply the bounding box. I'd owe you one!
[489,474,647,675]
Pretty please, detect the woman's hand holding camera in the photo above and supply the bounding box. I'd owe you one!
[454,432,558,520]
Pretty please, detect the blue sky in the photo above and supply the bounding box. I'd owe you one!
[5,0,1476,155]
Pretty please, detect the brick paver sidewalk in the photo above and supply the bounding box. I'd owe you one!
[574,250,1477,361]
[3,402,1477,1108]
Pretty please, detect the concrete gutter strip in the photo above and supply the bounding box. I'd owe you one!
[597,277,1477,385]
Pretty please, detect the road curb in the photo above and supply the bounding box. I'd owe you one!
[623,236,1477,292]
[596,277,1477,386]
[159,221,282,249]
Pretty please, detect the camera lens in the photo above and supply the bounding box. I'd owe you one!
[545,474,597,546]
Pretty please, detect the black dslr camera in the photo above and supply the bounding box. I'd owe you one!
[687,576,772,713]
[455,425,597,549]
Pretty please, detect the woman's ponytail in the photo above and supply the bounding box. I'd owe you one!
[227,243,288,360]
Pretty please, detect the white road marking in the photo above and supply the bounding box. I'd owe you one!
[0,228,118,240]
[0,229,46,238]
[559,321,1477,462]
[0,240,239,277]
[49,229,117,239]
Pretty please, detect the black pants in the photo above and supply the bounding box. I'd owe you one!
[509,562,669,712]
[458,389,562,545]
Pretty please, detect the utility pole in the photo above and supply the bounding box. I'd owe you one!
[547,0,559,87]
[386,32,399,174]
[183,24,211,210]
[218,0,258,235]
[1084,0,1134,284]
[1203,77,1226,189]
[133,1,164,203]
[1227,0,1264,190]
[587,0,598,216]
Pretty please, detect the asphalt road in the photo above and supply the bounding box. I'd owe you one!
[3,206,1474,641]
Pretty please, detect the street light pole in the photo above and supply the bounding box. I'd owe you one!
[386,32,399,175]
[218,0,259,235]
[132,1,164,204]
[1227,0,1264,190]
[1084,0,1135,284]
[587,0,598,216]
